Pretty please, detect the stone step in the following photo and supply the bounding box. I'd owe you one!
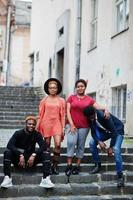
[0,86,42,94]
[0,99,41,105]
[0,104,39,109]
[0,124,24,129]
[0,195,133,200]
[0,162,132,172]
[0,182,133,197]
[0,111,38,117]
[0,115,38,121]
[0,147,133,154]
[0,96,42,101]
[0,110,38,115]
[0,120,25,125]
[0,109,38,114]
[0,153,133,163]
[0,172,133,185]
[0,86,42,129]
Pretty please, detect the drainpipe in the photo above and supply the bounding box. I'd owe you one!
[3,0,12,85]
[75,0,82,82]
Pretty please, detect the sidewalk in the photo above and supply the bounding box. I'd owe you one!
[0,129,133,148]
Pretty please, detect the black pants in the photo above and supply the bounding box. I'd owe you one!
[3,149,51,178]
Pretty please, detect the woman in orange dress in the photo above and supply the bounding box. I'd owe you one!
[36,78,65,174]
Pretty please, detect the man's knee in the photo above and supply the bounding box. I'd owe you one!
[113,146,121,155]
[41,150,51,163]
[89,139,96,148]
[4,149,12,160]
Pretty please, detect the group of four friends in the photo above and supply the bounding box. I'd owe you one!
[1,78,125,189]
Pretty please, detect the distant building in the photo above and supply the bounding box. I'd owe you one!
[0,0,31,86]
[0,0,7,85]
[30,0,133,136]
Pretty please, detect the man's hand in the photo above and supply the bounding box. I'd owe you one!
[98,141,107,150]
[27,154,36,167]
[18,154,25,168]
[104,109,110,119]
[107,147,113,157]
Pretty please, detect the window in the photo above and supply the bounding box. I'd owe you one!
[115,0,129,33]
[112,86,127,121]
[36,51,39,62]
[0,61,3,72]
[90,0,98,49]
[58,27,64,38]
[48,59,52,79]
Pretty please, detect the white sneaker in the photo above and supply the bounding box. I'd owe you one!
[39,176,55,188]
[1,176,13,188]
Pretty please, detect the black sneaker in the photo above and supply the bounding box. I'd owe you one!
[90,163,101,174]
[72,166,80,175]
[117,176,125,188]
[65,165,72,176]
[51,165,59,175]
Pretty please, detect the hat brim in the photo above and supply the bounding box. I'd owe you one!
[44,78,62,95]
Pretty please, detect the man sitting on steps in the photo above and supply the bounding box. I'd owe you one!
[1,116,54,189]
[83,105,124,188]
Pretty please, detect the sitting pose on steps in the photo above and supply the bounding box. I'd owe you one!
[1,116,54,189]
[83,105,125,188]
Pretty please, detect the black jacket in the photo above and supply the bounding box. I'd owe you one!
[7,129,47,156]
[90,110,124,147]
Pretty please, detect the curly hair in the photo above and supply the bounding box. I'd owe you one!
[75,79,87,88]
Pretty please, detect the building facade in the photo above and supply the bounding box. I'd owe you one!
[30,0,133,136]
[0,0,31,86]
[0,0,8,85]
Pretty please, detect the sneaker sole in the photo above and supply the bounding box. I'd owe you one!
[1,183,13,188]
[39,184,55,188]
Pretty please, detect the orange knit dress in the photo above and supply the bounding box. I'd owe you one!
[36,96,65,138]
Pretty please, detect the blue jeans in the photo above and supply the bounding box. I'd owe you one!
[89,134,124,174]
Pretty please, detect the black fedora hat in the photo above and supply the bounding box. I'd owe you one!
[44,78,62,95]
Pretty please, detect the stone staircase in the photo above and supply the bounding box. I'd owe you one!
[0,147,133,199]
[0,86,44,129]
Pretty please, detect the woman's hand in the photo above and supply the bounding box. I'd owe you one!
[70,124,77,133]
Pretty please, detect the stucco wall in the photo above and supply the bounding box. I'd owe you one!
[30,0,133,136]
